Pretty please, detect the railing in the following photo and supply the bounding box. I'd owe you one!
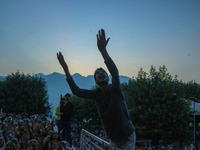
[80,129,112,150]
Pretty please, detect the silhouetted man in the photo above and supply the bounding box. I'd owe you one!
[57,29,135,149]
[59,93,73,147]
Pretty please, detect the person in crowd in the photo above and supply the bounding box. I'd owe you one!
[57,29,136,149]
[59,94,73,147]
[27,139,42,150]
[0,137,5,150]
[5,141,16,150]
[47,132,62,150]
[55,95,62,133]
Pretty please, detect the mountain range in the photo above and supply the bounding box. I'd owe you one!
[0,72,132,111]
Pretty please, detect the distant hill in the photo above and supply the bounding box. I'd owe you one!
[1,73,200,113]
[0,72,132,111]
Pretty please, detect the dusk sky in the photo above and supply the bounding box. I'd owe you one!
[0,0,200,83]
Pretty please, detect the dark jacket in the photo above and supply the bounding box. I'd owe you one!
[60,102,73,121]
[67,58,134,143]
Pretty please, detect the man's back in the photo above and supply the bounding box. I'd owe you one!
[60,102,73,121]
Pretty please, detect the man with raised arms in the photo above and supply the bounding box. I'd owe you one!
[57,29,136,149]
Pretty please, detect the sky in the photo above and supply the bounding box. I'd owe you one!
[0,0,200,83]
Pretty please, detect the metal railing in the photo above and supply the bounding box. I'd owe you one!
[80,129,112,150]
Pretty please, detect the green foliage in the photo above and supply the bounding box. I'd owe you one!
[0,71,51,114]
[70,95,101,130]
[122,65,194,144]
[183,81,200,99]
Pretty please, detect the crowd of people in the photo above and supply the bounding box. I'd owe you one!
[0,111,110,150]
[71,123,200,150]
[0,112,72,150]
[135,144,197,150]
[1,112,200,150]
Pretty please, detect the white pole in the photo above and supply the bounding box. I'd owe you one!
[193,101,195,147]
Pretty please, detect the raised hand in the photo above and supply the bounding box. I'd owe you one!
[57,52,71,79]
[57,52,67,68]
[97,29,110,52]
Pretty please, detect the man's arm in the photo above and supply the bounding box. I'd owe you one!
[57,52,72,79]
[57,51,96,99]
[97,29,121,89]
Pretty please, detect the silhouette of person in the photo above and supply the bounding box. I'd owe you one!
[59,93,73,147]
[57,29,136,149]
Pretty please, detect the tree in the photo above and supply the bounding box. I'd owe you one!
[122,65,192,144]
[184,81,200,99]
[70,95,101,131]
[0,71,51,114]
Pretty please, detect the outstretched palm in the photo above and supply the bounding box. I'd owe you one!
[97,29,110,52]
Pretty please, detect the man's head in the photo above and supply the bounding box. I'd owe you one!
[62,93,70,102]
[27,139,40,150]
[0,137,5,148]
[94,68,109,86]
[5,141,16,150]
